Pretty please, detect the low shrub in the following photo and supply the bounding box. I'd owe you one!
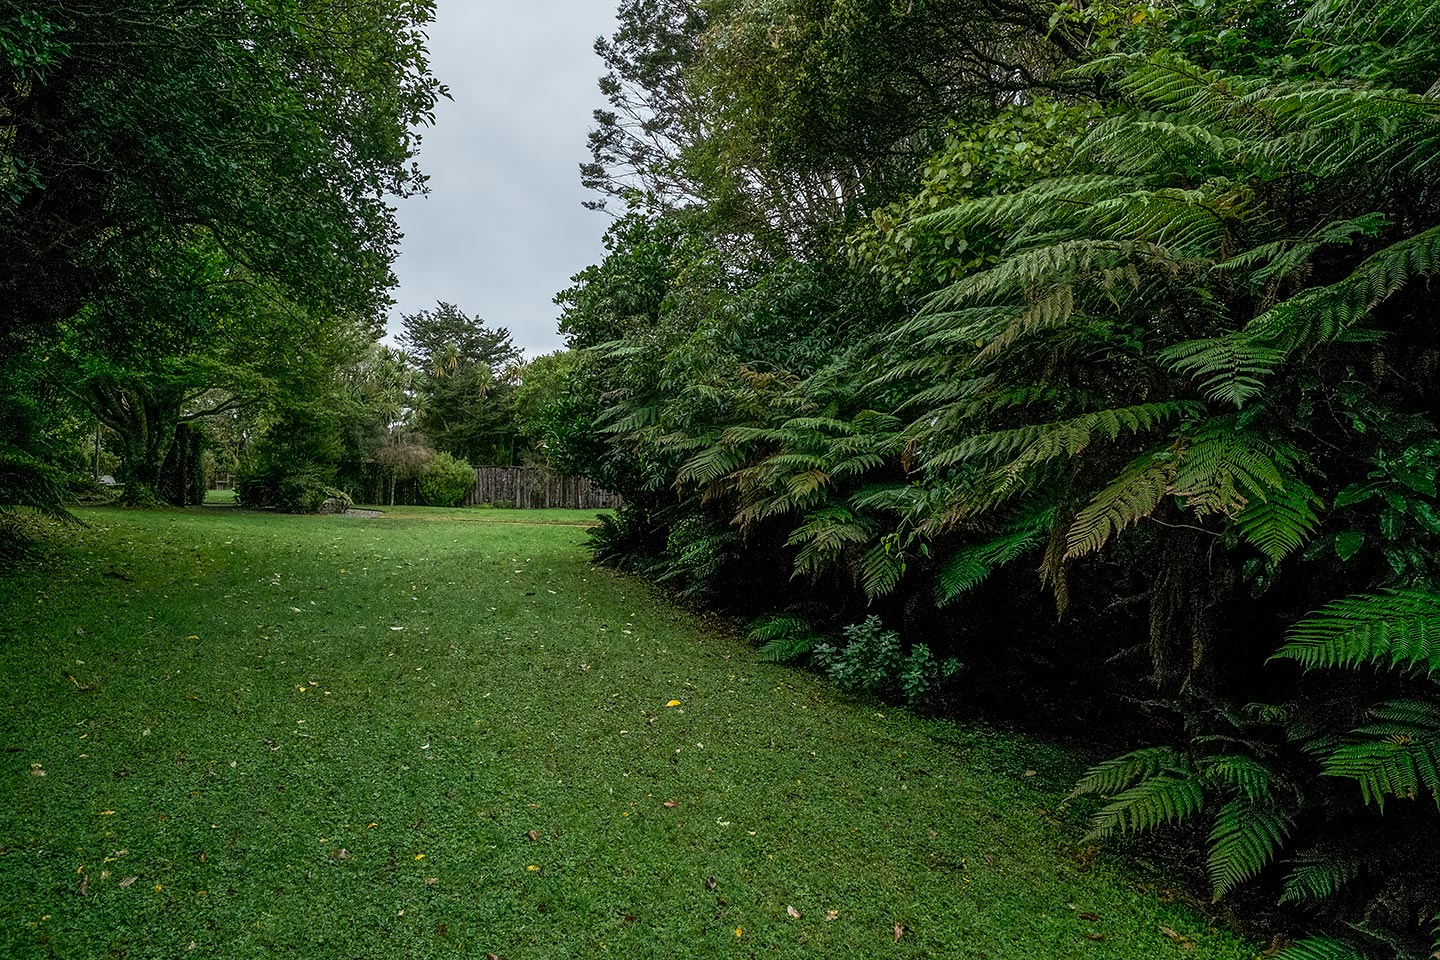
[418,452,474,507]
[813,616,960,709]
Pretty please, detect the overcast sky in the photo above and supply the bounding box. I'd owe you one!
[385,1,619,358]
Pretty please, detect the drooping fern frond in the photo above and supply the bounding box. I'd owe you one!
[1271,938,1371,960]
[1072,746,1192,797]
[859,540,906,600]
[1162,224,1440,405]
[786,506,873,579]
[934,507,1054,604]
[1084,774,1207,839]
[1274,590,1440,673]
[1201,753,1282,803]
[1233,479,1324,563]
[748,614,821,663]
[925,401,1200,472]
[1321,698,1440,809]
[1280,849,1361,905]
[1066,450,1174,559]
[1207,800,1294,897]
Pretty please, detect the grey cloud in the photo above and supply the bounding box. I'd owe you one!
[386,0,617,357]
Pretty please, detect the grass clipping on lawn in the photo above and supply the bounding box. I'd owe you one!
[0,507,1254,959]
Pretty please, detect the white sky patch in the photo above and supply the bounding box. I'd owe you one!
[387,0,619,358]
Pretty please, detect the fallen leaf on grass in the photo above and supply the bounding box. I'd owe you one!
[705,877,717,891]
[1084,932,1106,942]
[786,905,800,919]
[894,923,906,942]
[119,876,137,888]
[662,800,678,808]
[1024,769,1037,777]
[665,700,681,707]
[825,909,838,922]
[1159,925,1194,950]
[1077,911,1100,922]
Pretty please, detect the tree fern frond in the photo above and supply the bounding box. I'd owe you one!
[859,541,905,600]
[925,402,1200,472]
[1321,699,1440,808]
[786,507,873,579]
[1207,800,1294,897]
[1280,849,1361,905]
[1073,746,1192,798]
[1066,451,1174,559]
[748,615,821,663]
[675,443,746,488]
[1158,335,1288,407]
[934,507,1054,604]
[1085,774,1207,839]
[1271,938,1371,960]
[1201,754,1281,803]
[1274,590,1440,673]
[1234,479,1324,562]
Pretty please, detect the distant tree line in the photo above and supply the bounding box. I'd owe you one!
[0,3,567,519]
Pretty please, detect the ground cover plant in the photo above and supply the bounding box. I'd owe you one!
[0,509,1253,959]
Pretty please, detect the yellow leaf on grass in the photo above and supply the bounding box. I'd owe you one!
[665,700,681,707]
[414,854,425,860]
[735,927,743,937]
[527,864,539,872]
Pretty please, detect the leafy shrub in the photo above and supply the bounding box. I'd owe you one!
[814,617,902,696]
[813,616,958,709]
[236,464,351,514]
[418,452,473,507]
[898,643,961,709]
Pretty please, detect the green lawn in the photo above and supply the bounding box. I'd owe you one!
[0,508,1255,959]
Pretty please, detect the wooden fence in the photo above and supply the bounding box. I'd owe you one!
[466,467,620,510]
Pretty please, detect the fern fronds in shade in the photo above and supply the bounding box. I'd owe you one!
[1321,699,1440,809]
[1273,590,1440,674]
[935,508,1053,604]
[1072,746,1192,796]
[1207,800,1294,898]
[747,614,820,663]
[1271,938,1372,960]
[1280,849,1361,904]
[1083,775,1207,839]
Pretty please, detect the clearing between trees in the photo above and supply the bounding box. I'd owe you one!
[0,509,1251,959]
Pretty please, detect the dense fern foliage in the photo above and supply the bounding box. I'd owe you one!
[553,0,1440,953]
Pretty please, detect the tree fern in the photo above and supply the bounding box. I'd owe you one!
[1073,746,1191,797]
[748,614,821,663]
[935,507,1054,604]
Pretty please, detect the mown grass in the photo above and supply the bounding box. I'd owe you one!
[0,508,1256,959]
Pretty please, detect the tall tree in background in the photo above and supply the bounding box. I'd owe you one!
[400,303,523,465]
